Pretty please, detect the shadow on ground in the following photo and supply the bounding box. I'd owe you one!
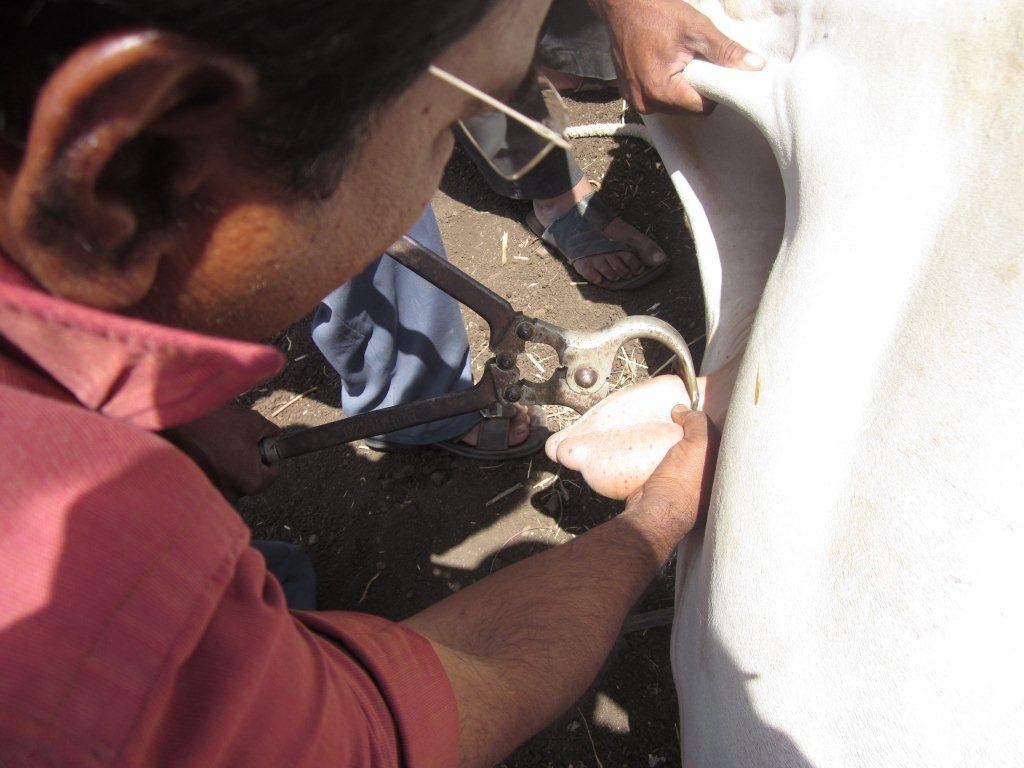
[237,427,681,767]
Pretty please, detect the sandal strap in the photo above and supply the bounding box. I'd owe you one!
[474,406,513,452]
[575,192,614,229]
[540,192,636,265]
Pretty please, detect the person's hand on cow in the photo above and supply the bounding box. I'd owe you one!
[162,405,280,502]
[411,388,717,768]
[546,375,718,507]
[591,0,765,113]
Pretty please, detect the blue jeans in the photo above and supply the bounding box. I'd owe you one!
[252,540,317,610]
[538,0,616,82]
[312,208,479,446]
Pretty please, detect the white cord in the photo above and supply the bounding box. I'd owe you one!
[564,122,652,144]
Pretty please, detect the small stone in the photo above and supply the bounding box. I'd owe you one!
[430,470,447,486]
[566,721,579,733]
[307,534,318,545]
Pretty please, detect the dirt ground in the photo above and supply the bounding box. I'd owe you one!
[236,93,706,767]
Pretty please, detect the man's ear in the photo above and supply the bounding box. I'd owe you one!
[1,31,258,309]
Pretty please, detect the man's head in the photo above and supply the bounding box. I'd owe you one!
[0,0,552,338]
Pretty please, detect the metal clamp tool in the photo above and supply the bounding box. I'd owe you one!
[260,235,700,465]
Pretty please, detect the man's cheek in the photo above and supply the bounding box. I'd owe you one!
[384,128,454,238]
[420,127,456,198]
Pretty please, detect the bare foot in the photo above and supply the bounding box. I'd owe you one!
[532,177,668,285]
[457,404,536,448]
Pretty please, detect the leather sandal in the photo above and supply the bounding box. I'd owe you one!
[526,192,669,291]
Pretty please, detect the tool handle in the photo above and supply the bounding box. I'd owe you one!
[260,378,497,464]
[386,236,518,350]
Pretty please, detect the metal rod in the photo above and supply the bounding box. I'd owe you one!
[386,236,518,349]
[260,377,498,464]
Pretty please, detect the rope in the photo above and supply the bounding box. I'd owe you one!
[564,121,652,144]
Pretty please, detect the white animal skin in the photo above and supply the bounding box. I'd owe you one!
[643,1,1024,765]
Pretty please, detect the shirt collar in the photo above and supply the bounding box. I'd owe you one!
[0,255,284,431]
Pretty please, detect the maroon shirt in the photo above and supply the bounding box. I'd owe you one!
[0,257,458,767]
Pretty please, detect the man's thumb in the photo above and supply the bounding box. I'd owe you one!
[693,24,764,70]
[671,406,708,443]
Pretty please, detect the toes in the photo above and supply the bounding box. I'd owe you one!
[527,406,548,430]
[506,405,532,447]
[580,253,633,282]
[604,218,668,268]
[617,250,645,275]
[574,260,605,284]
[508,421,529,446]
[598,255,630,281]
[634,238,668,268]
[459,423,481,447]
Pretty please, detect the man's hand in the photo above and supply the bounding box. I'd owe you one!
[547,375,700,499]
[626,406,718,540]
[407,381,716,768]
[593,0,765,113]
[162,405,280,501]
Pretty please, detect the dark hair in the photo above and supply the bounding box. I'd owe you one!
[1,0,500,193]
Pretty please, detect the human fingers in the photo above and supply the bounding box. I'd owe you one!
[221,408,280,497]
[676,406,708,446]
[234,453,280,498]
[252,411,281,440]
[661,72,716,114]
[632,408,719,519]
[662,9,764,114]
[685,13,765,71]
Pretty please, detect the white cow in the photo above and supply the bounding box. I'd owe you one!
[556,0,1024,764]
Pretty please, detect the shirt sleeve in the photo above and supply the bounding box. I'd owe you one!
[121,546,459,768]
[297,611,460,768]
